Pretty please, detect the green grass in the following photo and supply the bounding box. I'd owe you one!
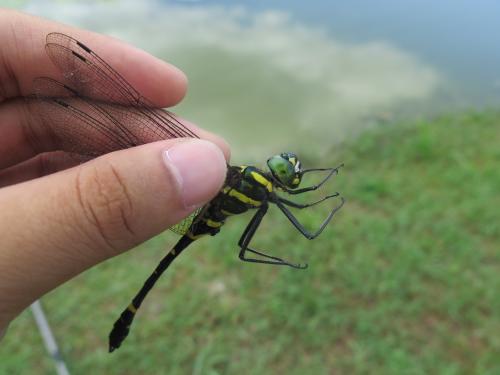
[1,110,499,374]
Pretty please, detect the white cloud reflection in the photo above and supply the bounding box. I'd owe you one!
[24,0,442,159]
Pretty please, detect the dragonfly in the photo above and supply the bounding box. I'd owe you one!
[31,32,345,352]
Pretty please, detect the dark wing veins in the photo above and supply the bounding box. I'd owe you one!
[29,32,199,158]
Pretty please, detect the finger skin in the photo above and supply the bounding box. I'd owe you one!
[0,152,80,188]
[0,8,187,105]
[0,138,227,329]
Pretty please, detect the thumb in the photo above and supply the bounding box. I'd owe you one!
[0,138,226,324]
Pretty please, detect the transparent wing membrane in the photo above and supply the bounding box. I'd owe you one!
[169,208,203,235]
[29,33,199,159]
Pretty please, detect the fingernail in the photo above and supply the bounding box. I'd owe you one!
[163,140,226,209]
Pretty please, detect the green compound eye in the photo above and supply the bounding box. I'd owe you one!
[267,154,299,188]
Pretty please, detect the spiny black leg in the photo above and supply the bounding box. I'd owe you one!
[238,205,306,269]
[276,197,345,240]
[276,192,339,209]
[243,248,308,269]
[301,164,344,175]
[281,163,344,195]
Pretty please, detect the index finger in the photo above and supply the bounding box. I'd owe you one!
[0,9,187,106]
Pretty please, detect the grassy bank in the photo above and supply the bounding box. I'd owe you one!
[1,110,499,374]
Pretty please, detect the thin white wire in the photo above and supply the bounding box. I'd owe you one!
[30,300,71,375]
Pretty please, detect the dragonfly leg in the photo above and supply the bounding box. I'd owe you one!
[238,205,307,269]
[276,191,339,209]
[276,197,345,240]
[282,163,344,195]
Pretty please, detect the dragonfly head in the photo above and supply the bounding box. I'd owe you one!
[267,152,303,189]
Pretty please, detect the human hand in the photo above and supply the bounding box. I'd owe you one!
[0,9,229,332]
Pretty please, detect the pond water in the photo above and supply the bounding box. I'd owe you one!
[20,0,500,160]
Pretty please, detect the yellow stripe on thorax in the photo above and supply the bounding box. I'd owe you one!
[250,171,273,192]
[223,186,262,207]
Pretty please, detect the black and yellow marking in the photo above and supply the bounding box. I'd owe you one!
[224,187,262,207]
[250,171,273,192]
[205,219,223,228]
[127,303,137,314]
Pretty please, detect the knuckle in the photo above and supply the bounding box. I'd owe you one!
[73,161,136,251]
[35,153,59,177]
[35,153,51,177]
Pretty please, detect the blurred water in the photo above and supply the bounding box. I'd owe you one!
[15,0,500,161]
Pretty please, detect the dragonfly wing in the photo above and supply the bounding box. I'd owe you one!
[30,78,136,157]
[31,77,179,156]
[28,32,202,166]
[46,32,143,105]
[169,208,202,235]
[43,32,199,140]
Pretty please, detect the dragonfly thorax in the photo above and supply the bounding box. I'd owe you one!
[267,152,303,189]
